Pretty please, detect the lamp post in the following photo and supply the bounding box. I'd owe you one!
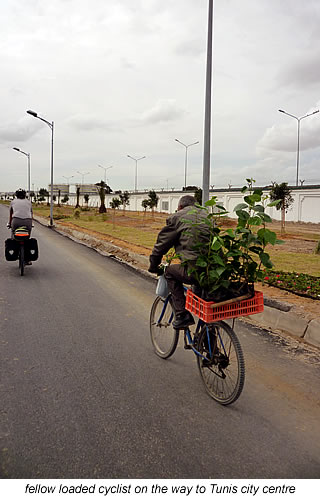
[175,138,199,188]
[202,0,214,205]
[77,171,90,185]
[127,155,146,191]
[13,147,31,197]
[62,175,74,184]
[278,109,319,186]
[98,164,113,184]
[27,109,54,226]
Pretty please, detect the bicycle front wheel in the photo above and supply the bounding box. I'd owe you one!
[150,296,179,359]
[19,245,24,276]
[197,321,245,405]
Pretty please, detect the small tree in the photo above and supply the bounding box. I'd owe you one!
[269,182,293,234]
[141,199,149,216]
[109,197,121,210]
[61,195,69,204]
[84,194,90,206]
[119,191,130,215]
[39,188,49,204]
[147,190,159,217]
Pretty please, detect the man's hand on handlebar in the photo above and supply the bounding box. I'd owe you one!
[6,223,11,229]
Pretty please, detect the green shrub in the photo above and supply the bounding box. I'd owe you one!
[73,209,81,219]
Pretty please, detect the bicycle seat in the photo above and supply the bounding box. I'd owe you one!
[14,226,30,239]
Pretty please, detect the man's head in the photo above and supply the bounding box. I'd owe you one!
[15,189,26,199]
[178,195,196,211]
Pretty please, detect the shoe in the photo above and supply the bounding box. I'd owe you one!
[172,311,195,329]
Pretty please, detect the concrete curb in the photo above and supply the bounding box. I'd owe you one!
[33,215,320,350]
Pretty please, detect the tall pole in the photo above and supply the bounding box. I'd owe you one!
[202,0,213,205]
[127,155,146,191]
[98,165,113,184]
[50,122,54,226]
[175,139,199,188]
[13,147,31,197]
[278,109,319,186]
[26,110,55,226]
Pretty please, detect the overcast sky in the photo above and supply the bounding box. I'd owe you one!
[1,0,320,193]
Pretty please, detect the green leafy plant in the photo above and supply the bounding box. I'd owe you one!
[184,179,282,301]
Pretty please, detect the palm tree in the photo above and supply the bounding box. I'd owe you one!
[95,180,108,213]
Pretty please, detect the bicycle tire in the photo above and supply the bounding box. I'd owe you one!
[19,245,24,276]
[150,296,179,359]
[196,321,245,405]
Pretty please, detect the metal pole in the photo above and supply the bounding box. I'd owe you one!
[184,146,188,189]
[202,0,213,205]
[27,154,31,197]
[296,119,300,187]
[50,122,54,226]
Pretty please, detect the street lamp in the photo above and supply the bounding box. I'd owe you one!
[175,138,199,188]
[77,171,90,184]
[62,175,74,185]
[127,155,146,191]
[98,164,113,184]
[13,147,31,197]
[26,109,54,226]
[278,108,319,186]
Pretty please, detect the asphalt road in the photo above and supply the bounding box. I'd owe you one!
[0,204,320,479]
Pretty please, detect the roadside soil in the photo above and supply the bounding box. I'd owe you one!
[54,216,320,321]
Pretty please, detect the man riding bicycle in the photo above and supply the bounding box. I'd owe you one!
[148,195,210,329]
[8,188,33,264]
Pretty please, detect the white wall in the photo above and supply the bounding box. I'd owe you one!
[53,187,320,223]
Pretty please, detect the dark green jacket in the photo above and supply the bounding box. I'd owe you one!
[151,205,210,263]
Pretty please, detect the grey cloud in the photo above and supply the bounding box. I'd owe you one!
[139,99,185,125]
[68,115,122,132]
[0,118,41,144]
[277,53,320,88]
[174,38,205,57]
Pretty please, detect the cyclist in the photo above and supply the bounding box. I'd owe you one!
[8,189,33,264]
[148,195,210,329]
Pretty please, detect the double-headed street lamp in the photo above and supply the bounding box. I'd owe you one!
[13,147,31,197]
[27,109,54,226]
[278,108,319,186]
[98,164,113,184]
[175,138,199,188]
[62,175,74,185]
[77,171,90,185]
[127,155,146,191]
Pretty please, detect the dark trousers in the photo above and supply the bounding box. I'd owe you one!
[165,264,196,315]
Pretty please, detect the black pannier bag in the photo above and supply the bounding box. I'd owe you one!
[24,238,39,261]
[5,239,19,261]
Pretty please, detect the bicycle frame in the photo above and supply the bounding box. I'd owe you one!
[157,294,230,362]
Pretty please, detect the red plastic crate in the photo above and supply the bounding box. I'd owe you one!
[185,289,264,323]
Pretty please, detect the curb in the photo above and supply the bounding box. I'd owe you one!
[33,215,320,351]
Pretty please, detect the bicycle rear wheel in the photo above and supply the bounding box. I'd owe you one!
[150,296,179,359]
[19,245,24,276]
[196,321,245,405]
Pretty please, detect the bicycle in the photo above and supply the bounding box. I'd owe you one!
[150,285,264,405]
[6,224,37,276]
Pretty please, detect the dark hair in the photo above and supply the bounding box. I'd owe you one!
[178,195,196,209]
[15,189,26,199]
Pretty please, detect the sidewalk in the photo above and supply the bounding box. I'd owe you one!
[34,215,320,350]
